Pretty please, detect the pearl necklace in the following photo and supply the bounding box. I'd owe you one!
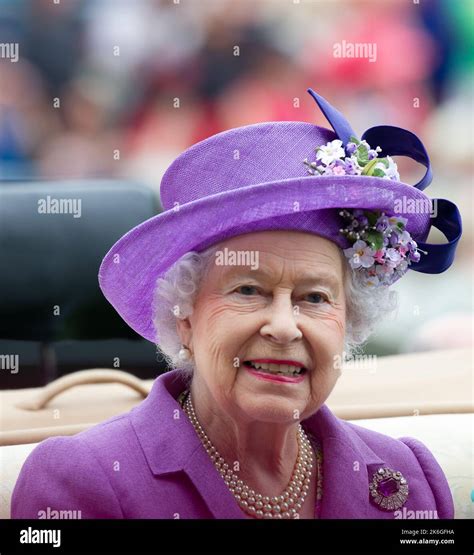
[181,390,316,519]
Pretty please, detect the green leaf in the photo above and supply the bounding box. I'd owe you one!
[372,168,385,177]
[361,158,379,176]
[365,231,384,251]
[356,144,369,165]
[366,211,379,226]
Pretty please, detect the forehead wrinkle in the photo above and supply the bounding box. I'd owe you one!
[240,243,341,267]
[255,244,340,264]
[265,247,344,283]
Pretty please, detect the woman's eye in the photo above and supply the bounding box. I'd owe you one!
[235,285,259,296]
[304,292,327,304]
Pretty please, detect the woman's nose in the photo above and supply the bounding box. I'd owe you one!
[259,295,303,344]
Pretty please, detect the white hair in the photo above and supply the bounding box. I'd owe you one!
[153,243,398,382]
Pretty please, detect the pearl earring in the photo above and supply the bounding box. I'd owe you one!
[178,345,192,361]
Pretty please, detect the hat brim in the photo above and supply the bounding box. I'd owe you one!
[99,175,431,342]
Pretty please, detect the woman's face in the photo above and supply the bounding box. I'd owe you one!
[177,230,347,425]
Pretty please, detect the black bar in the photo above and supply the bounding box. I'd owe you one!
[0,519,472,554]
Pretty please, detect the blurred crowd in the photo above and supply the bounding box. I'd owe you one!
[0,0,472,353]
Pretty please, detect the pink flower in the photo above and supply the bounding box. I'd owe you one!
[374,249,385,264]
[399,245,408,256]
[332,164,346,176]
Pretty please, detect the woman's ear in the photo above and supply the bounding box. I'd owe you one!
[176,317,193,349]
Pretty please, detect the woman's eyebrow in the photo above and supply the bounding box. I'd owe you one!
[221,268,341,292]
[295,275,341,295]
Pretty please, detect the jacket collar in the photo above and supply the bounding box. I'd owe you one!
[131,370,386,518]
[131,370,245,518]
[303,403,385,518]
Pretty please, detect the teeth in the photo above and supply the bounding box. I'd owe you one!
[248,362,303,376]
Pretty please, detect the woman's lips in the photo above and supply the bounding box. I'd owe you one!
[244,365,306,384]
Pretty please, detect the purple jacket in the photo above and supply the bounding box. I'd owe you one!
[11,369,454,519]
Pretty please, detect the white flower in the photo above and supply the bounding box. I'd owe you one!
[397,230,411,246]
[397,259,409,272]
[385,156,400,180]
[316,139,345,166]
[375,156,400,181]
[344,240,375,269]
[388,215,408,229]
[386,248,402,264]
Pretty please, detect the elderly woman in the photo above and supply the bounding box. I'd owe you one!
[12,90,461,519]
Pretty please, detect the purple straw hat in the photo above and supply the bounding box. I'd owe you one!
[99,89,462,342]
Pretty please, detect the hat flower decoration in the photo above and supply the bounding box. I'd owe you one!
[303,134,423,287]
[98,87,462,343]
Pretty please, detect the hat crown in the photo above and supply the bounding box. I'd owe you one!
[160,121,336,210]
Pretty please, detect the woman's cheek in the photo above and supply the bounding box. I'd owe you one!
[303,310,346,376]
[192,299,255,367]
[321,309,346,342]
[301,303,346,339]
[319,314,346,370]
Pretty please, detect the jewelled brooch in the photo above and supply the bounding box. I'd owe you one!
[369,467,409,511]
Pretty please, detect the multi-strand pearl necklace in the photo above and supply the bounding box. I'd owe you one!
[180,390,317,519]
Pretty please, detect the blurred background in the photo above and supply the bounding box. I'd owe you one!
[0,0,472,388]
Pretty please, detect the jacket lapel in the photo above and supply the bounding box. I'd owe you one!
[302,404,386,518]
[184,445,249,518]
[130,370,246,518]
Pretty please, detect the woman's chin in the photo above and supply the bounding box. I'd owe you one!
[234,394,306,425]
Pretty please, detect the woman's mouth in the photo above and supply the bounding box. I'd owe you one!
[242,360,308,383]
